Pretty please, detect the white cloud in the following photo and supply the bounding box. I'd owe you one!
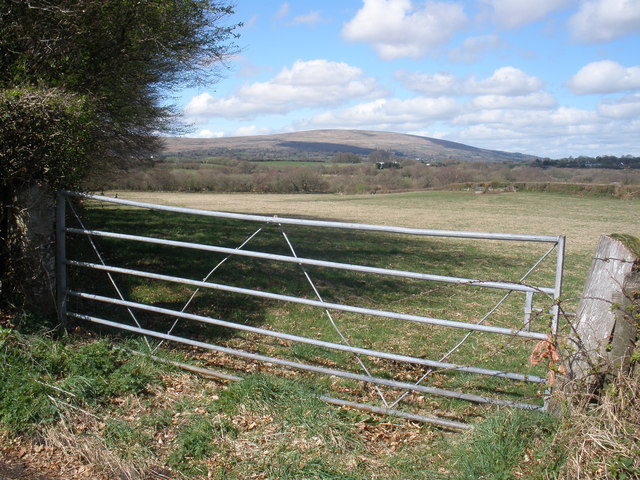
[597,94,640,118]
[470,92,557,109]
[396,71,460,95]
[569,0,640,43]
[566,60,640,94]
[449,34,505,63]
[306,97,460,129]
[291,11,328,26]
[342,0,467,59]
[447,106,621,156]
[184,129,225,139]
[489,0,574,29]
[453,107,599,129]
[274,3,290,19]
[233,125,272,137]
[466,66,544,95]
[450,113,639,157]
[183,60,386,122]
[399,66,544,96]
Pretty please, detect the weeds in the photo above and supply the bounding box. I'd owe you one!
[449,408,563,479]
[168,415,235,476]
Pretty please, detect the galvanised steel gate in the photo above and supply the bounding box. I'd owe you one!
[56,191,565,429]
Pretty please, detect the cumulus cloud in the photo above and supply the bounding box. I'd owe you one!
[398,66,544,96]
[448,34,505,63]
[342,0,467,59]
[597,94,640,118]
[396,71,460,95]
[449,106,605,155]
[470,92,557,109]
[489,0,574,29]
[450,111,639,157]
[183,59,386,122]
[306,97,461,129]
[566,60,640,94]
[569,0,640,43]
[451,107,602,149]
[467,66,544,95]
[233,125,272,137]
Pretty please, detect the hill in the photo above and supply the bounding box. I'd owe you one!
[161,129,537,162]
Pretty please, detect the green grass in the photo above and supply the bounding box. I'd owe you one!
[449,408,564,479]
[0,332,164,433]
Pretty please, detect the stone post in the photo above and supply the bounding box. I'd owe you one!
[16,183,57,318]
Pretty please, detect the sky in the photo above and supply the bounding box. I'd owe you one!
[176,0,640,158]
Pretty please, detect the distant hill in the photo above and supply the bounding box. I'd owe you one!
[161,129,537,162]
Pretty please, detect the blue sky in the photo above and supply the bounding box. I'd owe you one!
[177,0,640,158]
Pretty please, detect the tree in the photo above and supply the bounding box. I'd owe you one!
[1,0,240,158]
[0,0,240,313]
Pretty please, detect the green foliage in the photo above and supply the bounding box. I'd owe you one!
[217,375,358,442]
[93,154,640,196]
[0,87,96,189]
[533,155,640,170]
[0,87,97,311]
[103,418,154,460]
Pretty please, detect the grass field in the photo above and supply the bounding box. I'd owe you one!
[55,189,639,478]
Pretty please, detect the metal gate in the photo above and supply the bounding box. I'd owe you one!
[56,191,565,429]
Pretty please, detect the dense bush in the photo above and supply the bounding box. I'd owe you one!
[0,88,97,312]
[0,88,96,189]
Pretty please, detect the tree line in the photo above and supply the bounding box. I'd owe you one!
[91,156,640,195]
[532,155,640,169]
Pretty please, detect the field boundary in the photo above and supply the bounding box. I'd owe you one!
[56,191,566,428]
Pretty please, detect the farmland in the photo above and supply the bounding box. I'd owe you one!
[3,189,638,479]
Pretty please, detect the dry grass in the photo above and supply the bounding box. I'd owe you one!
[556,369,640,479]
[44,421,144,480]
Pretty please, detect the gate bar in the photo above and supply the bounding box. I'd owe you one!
[64,191,561,243]
[66,227,555,295]
[67,311,544,411]
[67,260,549,340]
[319,396,471,430]
[69,291,547,383]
